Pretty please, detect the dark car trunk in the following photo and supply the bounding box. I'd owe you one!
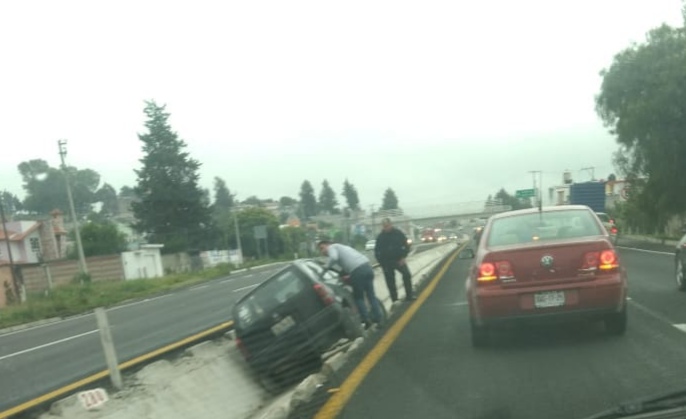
[233,267,337,373]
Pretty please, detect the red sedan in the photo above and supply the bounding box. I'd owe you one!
[463,205,628,347]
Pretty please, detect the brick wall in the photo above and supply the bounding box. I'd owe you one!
[20,254,124,293]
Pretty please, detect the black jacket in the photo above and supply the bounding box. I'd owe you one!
[375,228,410,264]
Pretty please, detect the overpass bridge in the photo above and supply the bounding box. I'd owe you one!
[405,207,513,228]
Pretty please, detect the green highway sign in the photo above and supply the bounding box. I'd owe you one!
[515,189,536,199]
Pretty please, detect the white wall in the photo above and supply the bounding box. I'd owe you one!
[122,248,164,280]
[0,241,24,263]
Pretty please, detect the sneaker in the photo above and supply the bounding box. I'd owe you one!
[363,321,372,330]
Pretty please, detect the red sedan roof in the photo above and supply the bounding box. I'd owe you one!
[490,205,593,221]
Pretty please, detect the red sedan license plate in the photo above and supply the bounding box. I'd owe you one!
[534,291,565,308]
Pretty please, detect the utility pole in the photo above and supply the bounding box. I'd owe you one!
[233,210,243,267]
[529,170,543,210]
[0,196,21,302]
[369,205,376,237]
[58,140,88,277]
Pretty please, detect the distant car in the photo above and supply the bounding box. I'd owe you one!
[449,234,458,241]
[675,227,686,291]
[232,260,363,392]
[365,240,376,251]
[596,212,619,244]
[463,205,628,347]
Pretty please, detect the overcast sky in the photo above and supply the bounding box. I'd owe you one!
[0,0,683,217]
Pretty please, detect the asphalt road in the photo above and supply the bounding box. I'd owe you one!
[316,246,686,419]
[0,242,443,414]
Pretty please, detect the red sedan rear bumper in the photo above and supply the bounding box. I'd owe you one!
[468,274,627,327]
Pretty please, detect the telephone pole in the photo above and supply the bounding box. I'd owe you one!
[58,140,88,277]
[528,170,543,210]
[233,210,243,267]
[369,205,376,236]
[0,196,22,302]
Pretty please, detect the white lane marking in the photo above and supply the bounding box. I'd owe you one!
[628,299,678,328]
[108,294,170,312]
[0,314,90,337]
[0,329,98,361]
[450,302,469,307]
[245,274,254,278]
[220,279,232,284]
[617,246,675,256]
[190,285,209,291]
[674,324,686,333]
[233,284,259,293]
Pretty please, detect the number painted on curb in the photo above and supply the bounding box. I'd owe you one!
[78,388,109,410]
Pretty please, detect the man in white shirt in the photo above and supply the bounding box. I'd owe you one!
[318,240,382,329]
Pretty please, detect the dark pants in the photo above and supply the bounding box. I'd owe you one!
[350,263,382,323]
[381,262,413,301]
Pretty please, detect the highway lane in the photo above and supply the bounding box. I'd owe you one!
[0,264,286,412]
[309,246,686,419]
[0,242,442,413]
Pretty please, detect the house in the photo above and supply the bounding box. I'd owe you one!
[0,209,68,265]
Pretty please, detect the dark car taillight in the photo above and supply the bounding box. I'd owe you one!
[581,250,619,272]
[236,337,250,360]
[313,283,335,305]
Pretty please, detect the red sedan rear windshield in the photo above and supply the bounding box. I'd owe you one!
[487,209,603,247]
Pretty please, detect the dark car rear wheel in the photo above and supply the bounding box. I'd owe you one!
[470,319,489,348]
[605,305,627,336]
[677,260,686,291]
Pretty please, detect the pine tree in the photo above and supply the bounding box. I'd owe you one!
[132,101,211,252]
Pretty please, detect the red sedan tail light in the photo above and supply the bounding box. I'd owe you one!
[611,227,618,234]
[478,263,497,282]
[599,250,619,270]
[581,250,619,272]
[478,261,514,283]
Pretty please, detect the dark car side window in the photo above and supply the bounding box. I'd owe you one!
[235,268,306,328]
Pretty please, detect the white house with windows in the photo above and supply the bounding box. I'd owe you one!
[0,209,68,265]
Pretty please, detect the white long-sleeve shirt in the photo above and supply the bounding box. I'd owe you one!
[324,243,370,273]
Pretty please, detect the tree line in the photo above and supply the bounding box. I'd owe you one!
[595,11,686,235]
[1,101,403,258]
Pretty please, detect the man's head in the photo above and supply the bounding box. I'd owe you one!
[382,217,393,232]
[317,240,332,256]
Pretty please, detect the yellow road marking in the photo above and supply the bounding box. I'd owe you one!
[0,320,233,419]
[314,245,464,419]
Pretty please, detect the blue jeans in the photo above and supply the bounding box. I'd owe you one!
[349,263,382,323]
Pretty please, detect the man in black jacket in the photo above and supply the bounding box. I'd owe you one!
[375,218,415,302]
